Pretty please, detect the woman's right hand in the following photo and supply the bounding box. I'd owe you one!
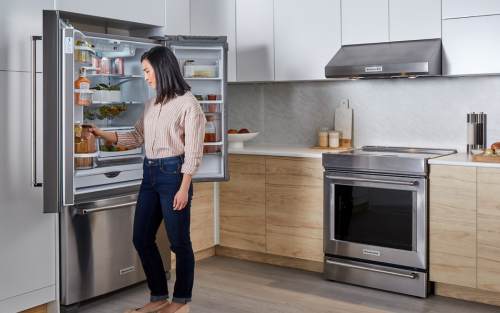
[88,124,105,139]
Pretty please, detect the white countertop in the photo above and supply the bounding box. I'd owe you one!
[228,143,352,158]
[429,153,500,168]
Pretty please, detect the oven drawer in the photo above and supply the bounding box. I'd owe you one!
[324,257,428,298]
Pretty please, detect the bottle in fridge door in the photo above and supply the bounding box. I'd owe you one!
[165,35,229,182]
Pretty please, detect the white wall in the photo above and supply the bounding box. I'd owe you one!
[227,76,500,153]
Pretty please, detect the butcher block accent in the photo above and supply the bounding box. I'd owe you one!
[19,304,46,313]
[472,154,500,163]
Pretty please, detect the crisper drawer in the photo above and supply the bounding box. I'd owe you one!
[75,163,143,189]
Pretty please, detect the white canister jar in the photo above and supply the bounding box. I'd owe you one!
[329,131,340,148]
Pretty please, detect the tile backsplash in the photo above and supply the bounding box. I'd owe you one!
[227,76,500,153]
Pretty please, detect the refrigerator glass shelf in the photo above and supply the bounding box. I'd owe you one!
[184,78,222,81]
[92,101,141,105]
[198,100,223,104]
[74,152,100,158]
[87,74,143,78]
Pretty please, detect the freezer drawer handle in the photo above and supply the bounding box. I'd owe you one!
[75,201,137,215]
[31,35,42,187]
[326,259,417,279]
[326,175,417,186]
[104,171,121,178]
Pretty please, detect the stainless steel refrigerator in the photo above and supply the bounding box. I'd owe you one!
[40,10,229,313]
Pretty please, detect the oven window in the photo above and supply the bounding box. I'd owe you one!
[334,185,413,251]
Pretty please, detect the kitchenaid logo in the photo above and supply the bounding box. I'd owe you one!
[365,66,383,72]
[363,249,381,256]
[120,266,135,275]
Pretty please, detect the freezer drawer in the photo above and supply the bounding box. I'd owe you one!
[75,165,143,189]
[60,194,171,305]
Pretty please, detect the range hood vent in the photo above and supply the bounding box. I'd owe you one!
[325,39,442,79]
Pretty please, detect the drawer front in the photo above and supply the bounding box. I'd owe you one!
[75,169,143,189]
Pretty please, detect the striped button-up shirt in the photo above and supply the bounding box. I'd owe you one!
[116,91,206,176]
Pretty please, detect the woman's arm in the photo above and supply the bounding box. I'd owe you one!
[88,126,117,143]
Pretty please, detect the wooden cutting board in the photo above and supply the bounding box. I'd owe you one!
[472,154,500,163]
[334,99,353,148]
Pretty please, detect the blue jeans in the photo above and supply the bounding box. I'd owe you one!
[133,155,194,304]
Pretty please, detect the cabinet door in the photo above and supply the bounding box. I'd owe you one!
[236,0,274,82]
[0,0,52,72]
[56,0,164,26]
[274,0,341,81]
[191,0,237,82]
[166,0,191,35]
[341,0,389,45]
[429,165,477,288]
[477,168,500,292]
[0,72,56,307]
[443,0,500,19]
[389,0,441,42]
[265,157,323,262]
[443,15,500,76]
[220,155,266,252]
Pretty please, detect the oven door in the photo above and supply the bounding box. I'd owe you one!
[324,171,427,270]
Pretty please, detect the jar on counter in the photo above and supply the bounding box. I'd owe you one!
[329,131,340,148]
[318,127,330,147]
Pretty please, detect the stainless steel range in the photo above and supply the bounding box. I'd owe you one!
[322,146,456,298]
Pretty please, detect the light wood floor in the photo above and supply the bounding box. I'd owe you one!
[78,256,500,313]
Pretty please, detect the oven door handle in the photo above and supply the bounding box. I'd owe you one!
[326,175,418,186]
[326,259,417,279]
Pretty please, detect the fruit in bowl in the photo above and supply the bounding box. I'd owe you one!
[228,129,239,134]
[227,130,259,149]
[239,128,250,134]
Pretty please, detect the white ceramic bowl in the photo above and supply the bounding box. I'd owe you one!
[227,132,259,148]
[471,149,485,155]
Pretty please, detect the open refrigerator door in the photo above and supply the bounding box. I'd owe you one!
[165,36,229,182]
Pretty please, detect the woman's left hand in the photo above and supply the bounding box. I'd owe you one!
[173,189,189,210]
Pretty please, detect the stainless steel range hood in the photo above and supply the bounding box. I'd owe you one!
[325,39,441,79]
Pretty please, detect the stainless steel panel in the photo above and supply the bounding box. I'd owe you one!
[0,0,52,72]
[324,257,428,298]
[0,70,56,301]
[60,193,171,305]
[325,39,442,78]
[43,10,62,213]
[323,172,428,269]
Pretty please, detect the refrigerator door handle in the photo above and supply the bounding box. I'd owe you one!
[75,201,137,215]
[31,35,43,188]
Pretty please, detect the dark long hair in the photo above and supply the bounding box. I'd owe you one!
[141,46,191,104]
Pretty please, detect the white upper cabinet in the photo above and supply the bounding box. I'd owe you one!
[274,0,341,81]
[0,0,52,72]
[56,0,165,26]
[191,0,237,82]
[166,0,191,35]
[442,15,500,76]
[236,0,274,82]
[389,0,441,42]
[341,0,389,45]
[443,0,500,19]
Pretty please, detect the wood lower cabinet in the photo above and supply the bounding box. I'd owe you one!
[430,164,500,305]
[172,182,215,264]
[220,155,266,252]
[219,155,324,265]
[429,165,477,288]
[477,167,500,293]
[265,157,323,262]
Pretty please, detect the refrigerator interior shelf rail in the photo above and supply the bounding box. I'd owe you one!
[92,101,141,105]
[75,45,96,53]
[87,74,144,78]
[74,152,100,158]
[198,100,223,104]
[203,141,223,146]
[184,77,223,81]
[99,148,142,158]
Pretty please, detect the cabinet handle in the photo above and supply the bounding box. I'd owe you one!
[31,36,42,187]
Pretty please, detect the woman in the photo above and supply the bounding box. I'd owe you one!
[90,46,205,313]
